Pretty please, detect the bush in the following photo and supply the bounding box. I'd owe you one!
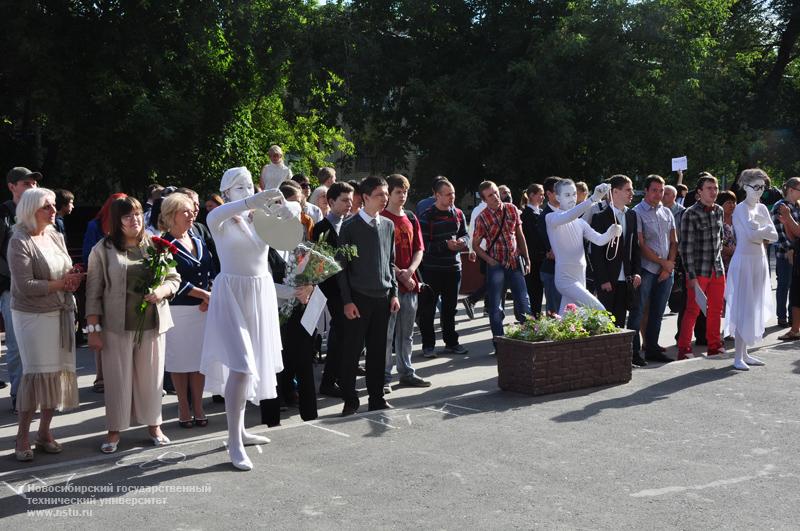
[505,304,618,342]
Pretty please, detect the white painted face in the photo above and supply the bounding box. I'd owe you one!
[556,183,578,210]
[744,179,764,207]
[225,180,255,202]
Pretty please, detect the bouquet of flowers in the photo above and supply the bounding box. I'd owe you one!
[134,236,178,345]
[278,234,358,324]
[505,303,618,343]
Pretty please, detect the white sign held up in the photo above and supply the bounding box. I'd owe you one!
[671,156,688,171]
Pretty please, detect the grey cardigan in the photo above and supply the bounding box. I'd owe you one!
[8,227,76,313]
[8,227,77,350]
[85,235,180,335]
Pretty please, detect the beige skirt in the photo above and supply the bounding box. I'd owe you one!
[13,309,78,413]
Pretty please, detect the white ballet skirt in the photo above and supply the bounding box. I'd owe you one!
[724,202,778,346]
[200,197,283,404]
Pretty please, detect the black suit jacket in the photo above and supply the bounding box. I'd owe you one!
[521,206,546,263]
[311,217,341,301]
[589,207,641,286]
[537,204,556,274]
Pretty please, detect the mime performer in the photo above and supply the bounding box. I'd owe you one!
[200,167,286,471]
[724,168,778,371]
[545,179,621,314]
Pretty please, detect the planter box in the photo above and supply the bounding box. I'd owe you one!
[495,330,635,396]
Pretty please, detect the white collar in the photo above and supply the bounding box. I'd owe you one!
[359,209,380,226]
[526,204,541,214]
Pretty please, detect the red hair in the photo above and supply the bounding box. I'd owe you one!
[95,193,128,235]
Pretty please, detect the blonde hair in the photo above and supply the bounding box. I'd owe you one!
[16,187,56,233]
[158,192,195,232]
[268,145,284,158]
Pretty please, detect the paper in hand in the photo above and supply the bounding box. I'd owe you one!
[693,282,707,316]
[301,288,328,335]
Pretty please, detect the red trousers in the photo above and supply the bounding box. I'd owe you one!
[678,272,725,351]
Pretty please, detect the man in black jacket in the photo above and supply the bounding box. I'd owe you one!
[521,183,546,317]
[311,181,354,398]
[1,167,41,403]
[537,177,563,314]
[589,175,643,365]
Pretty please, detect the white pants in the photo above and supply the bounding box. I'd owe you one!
[102,329,165,431]
[555,264,604,314]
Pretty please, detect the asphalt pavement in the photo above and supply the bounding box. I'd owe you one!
[0,292,799,529]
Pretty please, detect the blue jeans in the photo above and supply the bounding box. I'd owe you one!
[776,255,793,322]
[1,290,21,399]
[385,291,417,382]
[487,264,531,337]
[628,270,673,354]
[540,270,561,314]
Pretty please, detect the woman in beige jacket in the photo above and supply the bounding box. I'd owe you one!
[9,188,83,461]
[86,196,180,453]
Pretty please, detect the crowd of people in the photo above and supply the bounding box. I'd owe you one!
[2,150,799,470]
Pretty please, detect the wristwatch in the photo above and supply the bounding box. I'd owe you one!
[86,324,103,333]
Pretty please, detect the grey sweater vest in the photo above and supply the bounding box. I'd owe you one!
[336,214,398,303]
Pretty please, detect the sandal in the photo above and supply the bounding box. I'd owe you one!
[778,330,800,341]
[35,438,63,454]
[92,382,104,393]
[193,417,208,427]
[100,440,119,454]
[178,419,194,429]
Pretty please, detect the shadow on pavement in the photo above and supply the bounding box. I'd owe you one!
[549,366,737,423]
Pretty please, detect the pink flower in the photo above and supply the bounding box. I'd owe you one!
[565,303,578,312]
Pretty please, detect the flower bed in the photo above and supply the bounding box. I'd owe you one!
[497,305,634,396]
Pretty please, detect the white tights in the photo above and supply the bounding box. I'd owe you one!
[733,331,764,371]
[224,371,270,471]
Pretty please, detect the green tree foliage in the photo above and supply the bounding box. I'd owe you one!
[313,0,800,189]
[2,0,799,200]
[0,0,352,199]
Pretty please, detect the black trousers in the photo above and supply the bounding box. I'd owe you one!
[339,291,391,409]
[260,308,318,424]
[418,268,461,349]
[525,259,544,317]
[321,297,345,387]
[597,280,629,329]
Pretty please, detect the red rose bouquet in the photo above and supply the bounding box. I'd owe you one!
[134,236,178,345]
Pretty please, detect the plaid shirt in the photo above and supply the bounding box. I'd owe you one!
[474,203,522,269]
[679,202,725,279]
[772,199,800,259]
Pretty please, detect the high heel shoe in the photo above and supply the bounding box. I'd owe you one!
[35,438,63,454]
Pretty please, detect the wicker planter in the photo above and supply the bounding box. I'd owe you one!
[495,330,635,396]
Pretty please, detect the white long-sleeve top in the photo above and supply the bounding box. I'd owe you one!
[733,202,778,249]
[206,197,271,277]
[546,198,616,281]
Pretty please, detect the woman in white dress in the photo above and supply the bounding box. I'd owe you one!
[9,188,83,461]
[724,168,778,370]
[200,167,285,471]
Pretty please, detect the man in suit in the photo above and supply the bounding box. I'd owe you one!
[521,183,546,317]
[537,176,563,314]
[337,176,400,415]
[311,181,354,398]
[589,175,643,365]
